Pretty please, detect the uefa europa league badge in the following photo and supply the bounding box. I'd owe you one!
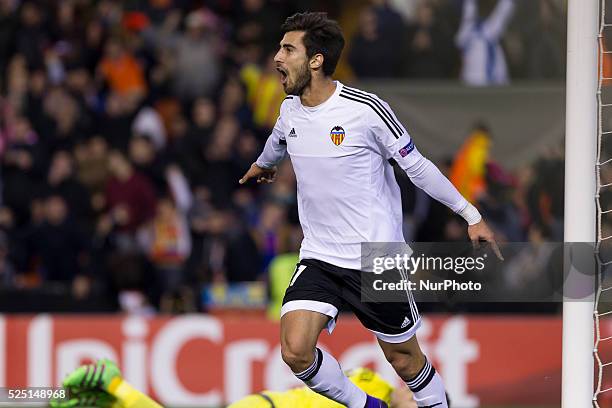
[330,126,345,146]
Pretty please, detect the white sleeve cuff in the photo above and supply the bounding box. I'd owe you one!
[457,202,482,225]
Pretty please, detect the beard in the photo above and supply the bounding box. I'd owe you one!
[284,60,312,96]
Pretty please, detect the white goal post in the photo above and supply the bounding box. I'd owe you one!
[562,0,598,407]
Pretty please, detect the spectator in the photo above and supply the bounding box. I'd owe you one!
[173,97,215,184]
[42,87,86,153]
[82,20,107,73]
[29,194,88,284]
[75,136,110,202]
[98,92,139,150]
[369,0,406,42]
[266,224,301,320]
[240,53,283,132]
[5,54,29,111]
[476,166,523,242]
[524,0,565,79]
[348,8,398,78]
[128,134,168,194]
[139,196,191,312]
[45,150,93,232]
[98,37,147,99]
[0,0,17,87]
[402,1,458,78]
[132,106,167,150]
[1,115,46,225]
[169,9,222,101]
[219,77,253,131]
[15,2,48,69]
[203,116,241,207]
[0,230,15,287]
[456,0,515,86]
[449,122,492,202]
[234,0,284,53]
[0,205,16,288]
[189,208,262,284]
[526,146,564,241]
[104,150,157,235]
[252,201,289,272]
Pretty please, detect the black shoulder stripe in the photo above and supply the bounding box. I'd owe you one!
[341,87,403,136]
[339,93,399,139]
[342,87,403,136]
[284,96,293,100]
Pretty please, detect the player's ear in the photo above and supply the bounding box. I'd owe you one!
[310,53,324,70]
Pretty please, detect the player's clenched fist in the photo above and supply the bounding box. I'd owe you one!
[239,163,278,184]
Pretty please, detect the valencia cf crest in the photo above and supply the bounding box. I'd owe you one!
[330,126,345,146]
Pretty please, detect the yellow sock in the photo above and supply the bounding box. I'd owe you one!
[108,378,163,408]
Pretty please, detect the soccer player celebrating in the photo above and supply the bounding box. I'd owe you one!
[239,12,500,408]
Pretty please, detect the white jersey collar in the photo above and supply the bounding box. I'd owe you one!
[299,81,343,113]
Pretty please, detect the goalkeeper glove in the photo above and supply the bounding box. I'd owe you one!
[63,359,122,392]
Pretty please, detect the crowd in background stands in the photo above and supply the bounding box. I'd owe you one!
[0,0,566,313]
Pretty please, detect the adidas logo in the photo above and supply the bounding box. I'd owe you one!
[401,316,411,329]
[288,128,298,137]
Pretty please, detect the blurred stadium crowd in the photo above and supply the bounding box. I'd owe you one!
[0,0,565,313]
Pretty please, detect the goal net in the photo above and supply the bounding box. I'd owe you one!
[580,0,612,406]
[595,0,612,406]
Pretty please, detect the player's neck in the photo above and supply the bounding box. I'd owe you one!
[299,77,336,107]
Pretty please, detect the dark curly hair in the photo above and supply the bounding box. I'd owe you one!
[280,12,345,77]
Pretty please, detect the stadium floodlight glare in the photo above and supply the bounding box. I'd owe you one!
[563,0,598,407]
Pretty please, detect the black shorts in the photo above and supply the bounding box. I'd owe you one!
[281,258,421,343]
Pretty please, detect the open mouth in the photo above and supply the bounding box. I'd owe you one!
[276,67,288,84]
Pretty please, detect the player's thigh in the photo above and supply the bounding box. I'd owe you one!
[281,259,344,336]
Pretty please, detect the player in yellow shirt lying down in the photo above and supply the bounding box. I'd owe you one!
[51,360,417,408]
[228,367,417,408]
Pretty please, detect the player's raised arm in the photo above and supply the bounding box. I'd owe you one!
[239,98,292,185]
[367,95,503,259]
[481,0,515,41]
[455,0,478,49]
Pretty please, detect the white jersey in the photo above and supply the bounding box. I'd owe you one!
[256,81,474,269]
[455,0,515,86]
